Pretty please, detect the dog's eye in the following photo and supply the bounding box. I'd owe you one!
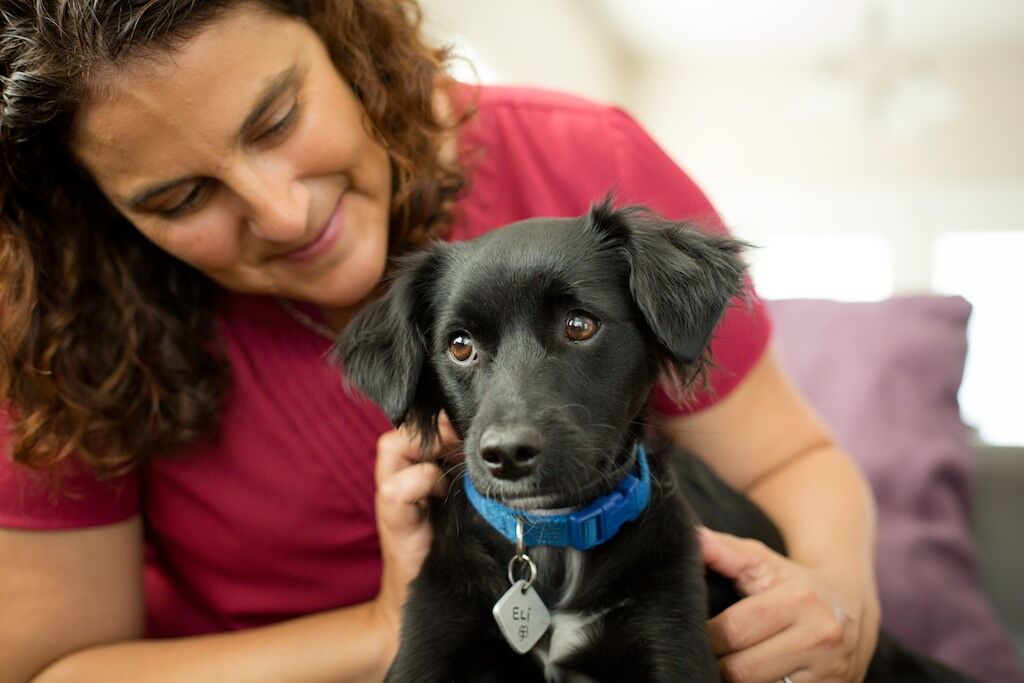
[449,333,478,364]
[566,313,600,342]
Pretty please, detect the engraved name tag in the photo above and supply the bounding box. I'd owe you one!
[492,579,552,654]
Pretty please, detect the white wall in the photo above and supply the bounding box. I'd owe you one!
[420,0,625,104]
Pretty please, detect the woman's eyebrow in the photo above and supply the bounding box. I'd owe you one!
[125,66,300,210]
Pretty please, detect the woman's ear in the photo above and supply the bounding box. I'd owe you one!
[332,247,445,438]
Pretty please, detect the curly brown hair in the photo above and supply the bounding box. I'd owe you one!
[0,0,469,477]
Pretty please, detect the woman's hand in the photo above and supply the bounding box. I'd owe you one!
[370,414,462,662]
[699,527,879,683]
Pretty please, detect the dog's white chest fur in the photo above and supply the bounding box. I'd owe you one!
[539,611,603,682]
[529,548,605,683]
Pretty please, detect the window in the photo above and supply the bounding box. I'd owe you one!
[746,233,893,302]
[933,232,1024,446]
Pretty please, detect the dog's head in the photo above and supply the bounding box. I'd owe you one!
[335,199,747,508]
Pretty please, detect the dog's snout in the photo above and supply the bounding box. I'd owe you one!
[479,425,543,480]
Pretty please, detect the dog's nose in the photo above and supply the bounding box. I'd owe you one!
[479,425,543,480]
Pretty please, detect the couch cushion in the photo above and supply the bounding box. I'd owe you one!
[766,295,1023,683]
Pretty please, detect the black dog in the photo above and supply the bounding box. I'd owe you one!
[337,201,974,682]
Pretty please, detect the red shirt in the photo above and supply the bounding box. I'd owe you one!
[0,85,770,636]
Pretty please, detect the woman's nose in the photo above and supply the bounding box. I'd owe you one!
[235,166,310,241]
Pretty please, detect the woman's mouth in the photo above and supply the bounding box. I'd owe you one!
[280,195,345,263]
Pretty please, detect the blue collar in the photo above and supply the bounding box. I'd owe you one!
[463,443,651,551]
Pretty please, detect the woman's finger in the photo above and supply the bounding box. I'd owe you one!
[717,623,811,683]
[375,426,421,484]
[436,411,459,447]
[430,412,463,464]
[376,461,448,530]
[717,593,851,683]
[698,526,791,596]
[707,583,801,656]
[376,412,462,484]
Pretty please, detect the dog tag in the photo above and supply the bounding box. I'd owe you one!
[492,579,551,654]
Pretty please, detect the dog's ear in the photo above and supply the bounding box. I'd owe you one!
[587,198,749,367]
[332,247,445,438]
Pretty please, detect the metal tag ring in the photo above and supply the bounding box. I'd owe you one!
[506,553,538,592]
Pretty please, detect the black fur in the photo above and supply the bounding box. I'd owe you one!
[336,200,975,683]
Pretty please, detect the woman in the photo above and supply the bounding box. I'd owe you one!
[0,1,878,681]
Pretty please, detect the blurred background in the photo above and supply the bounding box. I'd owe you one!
[420,0,1024,449]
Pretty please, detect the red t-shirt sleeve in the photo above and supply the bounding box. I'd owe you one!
[605,107,772,416]
[0,409,139,530]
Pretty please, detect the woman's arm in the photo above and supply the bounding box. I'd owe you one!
[0,519,395,683]
[2,420,454,683]
[656,344,880,683]
[34,603,395,683]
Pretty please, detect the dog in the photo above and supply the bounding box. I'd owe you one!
[336,199,975,682]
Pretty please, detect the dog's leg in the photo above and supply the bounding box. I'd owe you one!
[551,483,720,682]
[552,544,719,681]
[383,594,479,682]
[578,596,719,683]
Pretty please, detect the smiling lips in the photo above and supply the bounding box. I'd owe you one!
[279,194,345,263]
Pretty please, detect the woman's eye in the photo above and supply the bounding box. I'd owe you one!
[448,333,477,365]
[256,100,300,142]
[565,313,600,342]
[157,180,211,218]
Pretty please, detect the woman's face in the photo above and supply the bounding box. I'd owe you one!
[74,6,392,315]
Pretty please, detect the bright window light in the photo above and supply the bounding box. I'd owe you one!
[747,233,893,301]
[933,232,1024,446]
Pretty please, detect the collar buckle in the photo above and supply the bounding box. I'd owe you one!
[567,463,646,550]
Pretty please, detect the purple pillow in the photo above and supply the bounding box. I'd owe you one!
[766,296,1023,683]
